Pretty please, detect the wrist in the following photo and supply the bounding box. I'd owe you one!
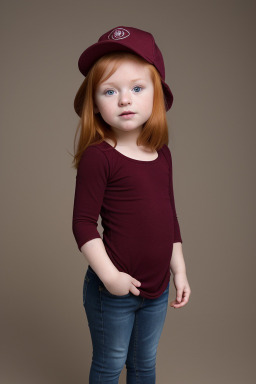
[101,268,119,286]
[171,268,186,276]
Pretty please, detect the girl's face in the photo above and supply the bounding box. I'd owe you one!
[94,59,154,136]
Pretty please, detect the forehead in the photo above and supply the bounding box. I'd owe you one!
[100,60,151,84]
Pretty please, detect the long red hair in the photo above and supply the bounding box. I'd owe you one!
[72,51,170,169]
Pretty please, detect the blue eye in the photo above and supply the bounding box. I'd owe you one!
[133,86,142,92]
[105,90,115,96]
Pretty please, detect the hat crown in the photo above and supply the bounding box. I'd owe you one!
[97,26,165,80]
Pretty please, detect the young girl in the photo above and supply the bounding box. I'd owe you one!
[72,26,191,384]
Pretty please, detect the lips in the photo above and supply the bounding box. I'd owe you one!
[119,111,135,116]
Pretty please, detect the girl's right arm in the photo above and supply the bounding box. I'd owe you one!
[81,238,141,296]
[72,146,140,296]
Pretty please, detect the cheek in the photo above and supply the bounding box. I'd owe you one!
[101,103,114,116]
[142,92,154,110]
[147,92,154,105]
[97,103,115,122]
[95,99,108,114]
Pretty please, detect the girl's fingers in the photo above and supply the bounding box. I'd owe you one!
[130,277,141,296]
[170,288,191,308]
[176,289,183,303]
[183,290,191,300]
[131,278,141,287]
[130,284,141,296]
[170,300,185,308]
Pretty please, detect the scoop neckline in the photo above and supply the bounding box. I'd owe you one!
[103,140,161,163]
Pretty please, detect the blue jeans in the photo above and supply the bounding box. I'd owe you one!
[83,265,170,383]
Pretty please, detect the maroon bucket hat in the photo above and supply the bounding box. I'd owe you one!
[74,26,174,117]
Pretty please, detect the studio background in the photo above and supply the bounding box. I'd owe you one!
[1,1,255,383]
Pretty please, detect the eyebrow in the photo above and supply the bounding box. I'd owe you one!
[101,78,146,86]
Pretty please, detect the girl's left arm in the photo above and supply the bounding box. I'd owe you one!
[170,242,191,308]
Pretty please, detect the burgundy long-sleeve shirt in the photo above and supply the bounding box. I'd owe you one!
[72,140,182,299]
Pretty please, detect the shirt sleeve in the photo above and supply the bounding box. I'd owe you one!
[72,146,109,252]
[164,145,183,244]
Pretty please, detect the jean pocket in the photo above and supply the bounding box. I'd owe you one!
[99,284,131,298]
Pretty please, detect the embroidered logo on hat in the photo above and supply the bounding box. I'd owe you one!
[108,27,130,40]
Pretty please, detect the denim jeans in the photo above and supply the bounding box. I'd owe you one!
[83,265,170,384]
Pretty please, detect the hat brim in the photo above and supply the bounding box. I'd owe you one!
[78,40,155,77]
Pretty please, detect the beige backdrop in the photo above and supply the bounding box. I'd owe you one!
[1,0,255,383]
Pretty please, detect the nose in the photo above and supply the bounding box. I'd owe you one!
[118,90,132,106]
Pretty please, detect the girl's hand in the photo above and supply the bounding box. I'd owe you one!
[170,272,191,309]
[104,271,141,296]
